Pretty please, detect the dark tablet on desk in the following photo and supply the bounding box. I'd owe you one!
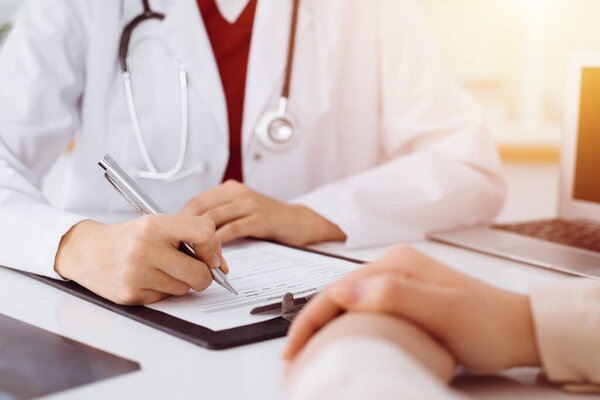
[0,313,140,400]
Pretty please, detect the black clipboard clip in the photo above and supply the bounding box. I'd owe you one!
[250,292,318,322]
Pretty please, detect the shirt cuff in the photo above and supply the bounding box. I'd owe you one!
[0,203,86,280]
[530,281,600,393]
[291,183,424,249]
[38,211,87,280]
[286,337,466,400]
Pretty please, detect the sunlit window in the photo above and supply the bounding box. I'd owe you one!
[418,0,598,147]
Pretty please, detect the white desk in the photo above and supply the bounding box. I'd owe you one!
[2,162,597,399]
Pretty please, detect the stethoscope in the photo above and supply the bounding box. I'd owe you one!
[255,0,301,152]
[119,0,301,181]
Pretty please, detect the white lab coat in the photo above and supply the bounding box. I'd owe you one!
[0,0,505,279]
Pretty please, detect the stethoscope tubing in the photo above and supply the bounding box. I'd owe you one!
[281,0,300,101]
[122,60,190,181]
[254,0,301,151]
[119,0,302,180]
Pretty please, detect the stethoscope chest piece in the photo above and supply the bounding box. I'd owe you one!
[255,98,301,152]
[255,0,302,152]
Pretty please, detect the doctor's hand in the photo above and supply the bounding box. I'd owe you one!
[181,180,346,247]
[283,245,540,373]
[54,215,227,305]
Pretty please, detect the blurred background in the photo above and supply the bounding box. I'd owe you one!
[1,0,599,162]
[419,0,600,161]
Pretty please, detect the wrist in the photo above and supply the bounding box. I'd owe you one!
[54,219,99,279]
[294,205,346,245]
[509,293,541,367]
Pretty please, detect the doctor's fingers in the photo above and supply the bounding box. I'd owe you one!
[203,200,254,228]
[282,289,345,361]
[114,288,169,306]
[151,247,213,292]
[141,214,223,270]
[145,214,216,245]
[181,180,249,216]
[212,237,229,274]
[216,215,263,244]
[116,260,193,298]
[141,269,194,297]
[191,235,229,274]
[114,266,188,304]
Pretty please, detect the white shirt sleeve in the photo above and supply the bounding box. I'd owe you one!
[0,0,89,278]
[531,281,600,393]
[293,0,505,248]
[286,337,467,400]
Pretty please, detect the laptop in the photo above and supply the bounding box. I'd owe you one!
[428,53,600,279]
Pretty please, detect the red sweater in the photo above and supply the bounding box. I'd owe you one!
[197,0,258,182]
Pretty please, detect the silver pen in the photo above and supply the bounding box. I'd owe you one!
[98,153,238,295]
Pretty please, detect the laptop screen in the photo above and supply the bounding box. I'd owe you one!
[573,67,600,203]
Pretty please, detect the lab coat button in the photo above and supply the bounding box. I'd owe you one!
[253,153,262,161]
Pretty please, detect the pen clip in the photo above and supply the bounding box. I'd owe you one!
[104,173,145,214]
[249,292,318,321]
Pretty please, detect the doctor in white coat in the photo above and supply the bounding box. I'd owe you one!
[0,0,505,305]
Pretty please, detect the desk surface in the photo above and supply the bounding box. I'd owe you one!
[3,162,597,400]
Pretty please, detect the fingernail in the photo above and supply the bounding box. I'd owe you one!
[330,281,361,305]
[220,260,229,274]
[212,253,222,268]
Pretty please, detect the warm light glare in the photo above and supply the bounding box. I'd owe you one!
[531,0,548,15]
[512,0,548,17]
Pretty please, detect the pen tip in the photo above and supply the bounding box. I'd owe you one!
[224,281,238,295]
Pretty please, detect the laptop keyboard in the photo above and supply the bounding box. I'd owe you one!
[494,219,600,253]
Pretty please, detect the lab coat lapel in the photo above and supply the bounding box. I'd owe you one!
[242,0,312,148]
[160,0,228,137]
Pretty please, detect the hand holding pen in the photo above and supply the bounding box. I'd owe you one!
[98,154,237,296]
[53,154,237,306]
[54,215,230,305]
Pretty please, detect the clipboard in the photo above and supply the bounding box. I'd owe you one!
[16,244,364,350]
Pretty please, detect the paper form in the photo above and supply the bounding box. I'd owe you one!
[146,240,362,331]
